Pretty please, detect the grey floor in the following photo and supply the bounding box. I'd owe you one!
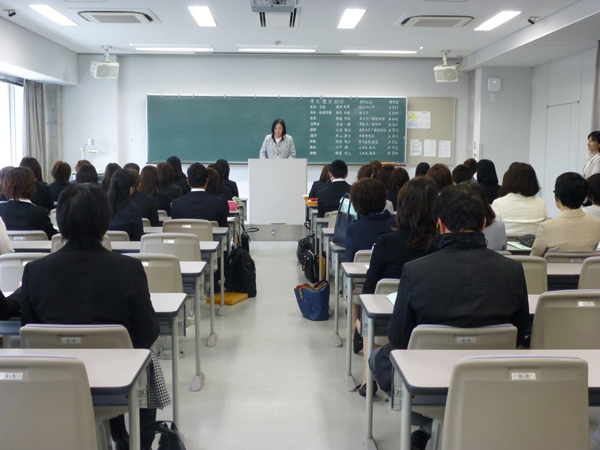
[154,241,401,450]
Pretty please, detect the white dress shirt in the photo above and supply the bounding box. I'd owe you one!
[582,151,600,179]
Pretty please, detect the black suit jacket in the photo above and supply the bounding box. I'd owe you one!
[174,175,191,196]
[171,190,229,227]
[32,180,54,212]
[21,241,159,349]
[309,180,328,199]
[108,202,144,241]
[131,190,160,226]
[162,184,183,202]
[151,191,172,216]
[217,184,233,200]
[316,180,351,217]
[386,186,400,206]
[48,182,69,202]
[222,179,239,198]
[0,200,57,239]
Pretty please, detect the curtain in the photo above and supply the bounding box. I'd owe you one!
[22,80,46,179]
[593,41,600,131]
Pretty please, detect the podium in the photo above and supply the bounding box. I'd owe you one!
[248,159,307,225]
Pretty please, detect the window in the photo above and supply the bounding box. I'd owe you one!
[0,79,24,168]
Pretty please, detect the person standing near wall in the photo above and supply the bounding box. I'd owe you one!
[259,119,296,159]
[582,131,600,179]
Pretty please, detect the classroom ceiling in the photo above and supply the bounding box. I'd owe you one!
[1,0,599,69]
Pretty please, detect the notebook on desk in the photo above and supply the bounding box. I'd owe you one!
[387,292,397,305]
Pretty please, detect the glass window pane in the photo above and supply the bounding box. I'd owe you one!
[0,83,10,168]
[13,84,23,164]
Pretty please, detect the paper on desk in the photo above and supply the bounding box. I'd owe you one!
[387,292,397,305]
[365,264,369,269]
[508,241,531,250]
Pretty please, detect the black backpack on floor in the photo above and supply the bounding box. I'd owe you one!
[142,421,186,450]
[225,246,257,298]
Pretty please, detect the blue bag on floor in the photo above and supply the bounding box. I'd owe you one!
[294,281,330,321]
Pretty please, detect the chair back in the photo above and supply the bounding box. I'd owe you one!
[210,221,219,227]
[441,356,588,450]
[505,255,548,294]
[578,256,600,289]
[125,253,183,292]
[0,355,97,450]
[140,233,201,262]
[407,324,518,350]
[50,209,58,228]
[0,252,47,291]
[163,219,213,241]
[51,234,112,252]
[530,290,600,349]
[7,230,48,241]
[544,251,600,263]
[142,217,151,227]
[374,278,400,295]
[105,230,130,241]
[157,210,169,221]
[20,324,133,349]
[496,250,511,255]
[353,250,372,263]
[325,211,338,228]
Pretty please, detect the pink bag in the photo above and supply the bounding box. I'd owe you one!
[228,201,238,212]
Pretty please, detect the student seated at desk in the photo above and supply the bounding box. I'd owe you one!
[19,157,54,213]
[141,165,172,216]
[316,159,350,217]
[385,167,409,205]
[464,181,507,251]
[208,163,233,200]
[477,159,501,203]
[531,172,600,257]
[48,160,71,202]
[206,167,228,201]
[451,164,473,184]
[308,163,330,199]
[171,163,229,227]
[583,173,600,218]
[20,183,161,450]
[108,169,144,241]
[75,163,98,184]
[0,288,21,319]
[0,167,57,239]
[100,162,121,193]
[426,164,452,193]
[369,184,529,450]
[216,159,239,198]
[167,156,191,196]
[129,169,160,227]
[414,162,430,177]
[157,162,184,203]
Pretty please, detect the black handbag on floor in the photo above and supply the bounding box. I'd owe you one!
[142,421,186,450]
[297,234,314,264]
[302,248,320,283]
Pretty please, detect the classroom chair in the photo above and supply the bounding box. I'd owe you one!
[0,252,47,291]
[544,251,600,263]
[578,256,600,289]
[530,290,600,349]
[142,217,151,227]
[6,229,48,241]
[140,233,201,262]
[374,278,399,295]
[440,356,588,450]
[0,355,98,450]
[325,211,337,228]
[157,210,169,222]
[505,255,548,295]
[51,233,112,252]
[354,250,372,263]
[163,219,213,241]
[50,208,58,228]
[125,253,184,293]
[496,250,511,255]
[105,230,130,241]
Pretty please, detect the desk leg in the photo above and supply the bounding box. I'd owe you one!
[325,236,330,282]
[318,226,323,280]
[332,251,342,347]
[207,253,217,347]
[3,335,10,348]
[218,235,226,317]
[129,377,141,450]
[363,316,377,449]
[190,273,205,391]
[171,316,180,425]
[400,379,412,450]
[345,274,356,391]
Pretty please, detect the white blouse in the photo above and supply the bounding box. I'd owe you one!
[491,193,548,236]
[0,217,14,255]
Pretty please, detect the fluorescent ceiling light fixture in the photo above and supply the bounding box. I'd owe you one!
[338,9,366,29]
[238,47,316,53]
[475,11,520,31]
[134,46,213,52]
[341,49,417,55]
[29,4,76,26]
[188,6,217,27]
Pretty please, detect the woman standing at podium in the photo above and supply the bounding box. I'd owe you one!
[259,118,296,159]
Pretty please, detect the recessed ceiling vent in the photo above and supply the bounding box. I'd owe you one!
[402,15,473,27]
[78,11,154,24]
[258,8,300,28]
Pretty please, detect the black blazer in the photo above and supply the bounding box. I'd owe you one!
[479,181,501,204]
[0,288,21,320]
[344,210,396,262]
[32,180,54,212]
[48,182,69,202]
[162,184,183,203]
[217,184,233,200]
[173,175,191,196]
[171,190,229,227]
[386,186,400,206]
[362,229,431,294]
[131,190,160,227]
[316,180,351,217]
[309,180,328,199]
[0,200,57,239]
[21,241,160,349]
[222,179,239,198]
[151,191,172,216]
[108,201,144,241]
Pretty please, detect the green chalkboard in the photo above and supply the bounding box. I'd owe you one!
[147,95,406,164]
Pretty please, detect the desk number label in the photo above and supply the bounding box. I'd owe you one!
[163,239,175,244]
[142,261,149,266]
[182,224,191,228]
[61,337,81,344]
[0,372,24,380]
[511,372,536,381]
[456,337,477,344]
[578,301,595,307]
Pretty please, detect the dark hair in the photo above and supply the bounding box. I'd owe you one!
[156,162,175,188]
[588,131,600,144]
[377,164,395,188]
[434,184,486,232]
[127,169,142,191]
[108,169,135,216]
[396,177,437,249]
[216,159,231,179]
[75,159,91,172]
[427,164,453,192]
[387,167,409,192]
[329,160,348,179]
[50,161,71,184]
[19,156,43,180]
[476,159,499,185]
[499,162,540,197]
[2,166,36,200]
[452,164,473,184]
[554,172,588,209]
[349,178,386,215]
[206,168,220,195]
[587,173,600,205]
[463,158,477,175]
[187,163,208,188]
[271,119,287,137]
[464,180,495,227]
[0,166,14,195]
[76,164,98,184]
[318,164,331,183]
[57,183,109,248]
[140,165,161,197]
[415,162,430,177]
[100,163,121,192]
[369,160,382,170]
[357,164,374,179]
[207,163,223,182]
[167,156,185,179]
[123,162,140,173]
